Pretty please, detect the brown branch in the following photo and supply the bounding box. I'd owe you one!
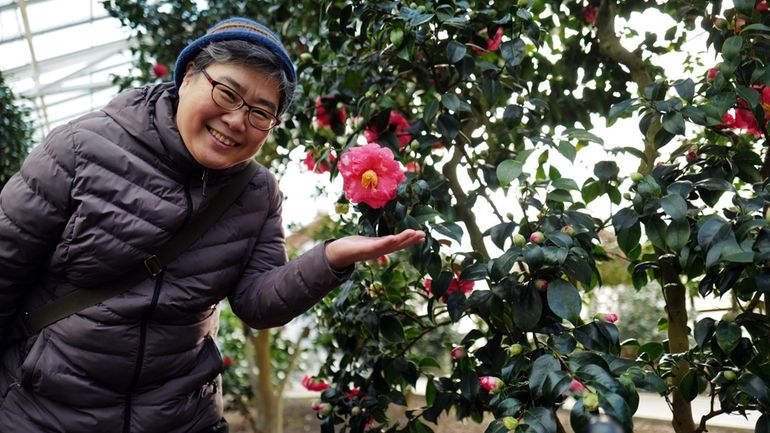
[595,0,659,174]
[442,132,490,260]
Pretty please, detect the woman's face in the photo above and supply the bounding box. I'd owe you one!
[176,62,281,170]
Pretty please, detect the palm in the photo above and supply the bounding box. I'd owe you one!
[325,229,425,269]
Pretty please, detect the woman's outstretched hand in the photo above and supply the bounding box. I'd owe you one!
[324,229,426,270]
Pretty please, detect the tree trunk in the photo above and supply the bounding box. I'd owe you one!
[244,326,281,433]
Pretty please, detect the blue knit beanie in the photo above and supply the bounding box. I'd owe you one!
[174,17,296,89]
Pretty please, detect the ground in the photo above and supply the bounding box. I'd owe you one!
[225,398,752,433]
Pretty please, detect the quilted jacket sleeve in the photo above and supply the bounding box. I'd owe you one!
[0,125,75,335]
[228,172,351,329]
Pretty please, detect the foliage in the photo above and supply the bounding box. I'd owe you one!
[0,70,33,187]
[104,1,770,433]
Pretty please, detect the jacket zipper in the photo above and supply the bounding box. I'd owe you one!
[122,270,165,433]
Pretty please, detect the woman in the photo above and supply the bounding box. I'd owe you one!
[0,17,424,433]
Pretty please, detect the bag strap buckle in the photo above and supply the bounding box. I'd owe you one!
[144,255,163,278]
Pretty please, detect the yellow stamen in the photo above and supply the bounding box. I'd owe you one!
[762,101,770,117]
[361,170,378,189]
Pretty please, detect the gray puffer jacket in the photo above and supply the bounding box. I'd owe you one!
[0,83,348,433]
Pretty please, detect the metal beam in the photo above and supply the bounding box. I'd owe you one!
[18,0,50,133]
[0,13,112,44]
[3,38,133,80]
[0,0,47,13]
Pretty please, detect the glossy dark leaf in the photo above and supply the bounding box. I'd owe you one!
[529,354,561,396]
[694,318,716,348]
[522,407,557,433]
[678,369,699,402]
[432,221,463,244]
[673,79,695,102]
[446,40,467,63]
[512,285,543,331]
[594,161,619,182]
[436,113,460,141]
[607,98,637,125]
[570,399,591,433]
[716,320,742,354]
[380,316,405,343]
[738,374,770,405]
[665,219,690,251]
[660,193,688,221]
[494,397,523,417]
[547,279,582,324]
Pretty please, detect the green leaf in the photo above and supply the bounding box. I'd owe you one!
[737,85,761,108]
[738,375,770,405]
[599,392,633,432]
[446,40,467,63]
[666,219,690,251]
[547,279,582,324]
[715,320,742,354]
[734,0,756,13]
[557,140,577,162]
[612,208,638,232]
[500,38,526,68]
[673,79,695,103]
[513,285,543,331]
[581,180,602,204]
[423,99,440,124]
[436,113,460,141]
[432,221,463,244]
[617,222,641,257]
[661,111,686,135]
[667,180,694,197]
[660,193,688,220]
[530,354,561,396]
[523,407,557,433]
[460,262,489,280]
[722,35,744,60]
[694,318,716,348]
[742,23,770,32]
[494,398,523,417]
[503,105,523,125]
[441,92,470,112]
[496,159,523,186]
[607,98,638,125]
[638,342,664,362]
[679,369,699,402]
[380,316,405,343]
[594,161,619,182]
[756,414,769,433]
[552,178,579,191]
[565,128,604,145]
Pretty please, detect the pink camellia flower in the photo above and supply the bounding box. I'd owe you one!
[304,150,336,174]
[338,143,405,208]
[424,275,475,301]
[364,111,413,149]
[759,0,769,12]
[223,356,234,368]
[582,5,598,24]
[603,313,619,323]
[152,63,168,78]
[479,376,504,393]
[311,401,332,415]
[301,375,330,392]
[450,346,466,360]
[315,97,347,128]
[570,379,587,393]
[486,27,504,51]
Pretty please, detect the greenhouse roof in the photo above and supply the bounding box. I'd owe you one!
[0,0,134,142]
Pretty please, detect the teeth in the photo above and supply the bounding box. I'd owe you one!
[209,128,237,147]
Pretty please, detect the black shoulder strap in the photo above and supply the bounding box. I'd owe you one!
[22,160,260,334]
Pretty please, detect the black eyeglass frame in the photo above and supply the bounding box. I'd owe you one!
[201,69,281,131]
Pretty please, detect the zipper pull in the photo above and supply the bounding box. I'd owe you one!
[201,168,209,199]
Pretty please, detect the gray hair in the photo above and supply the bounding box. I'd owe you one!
[190,40,295,115]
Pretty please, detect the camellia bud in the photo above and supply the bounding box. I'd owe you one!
[686,150,698,163]
[630,172,644,182]
[351,406,362,416]
[367,281,383,297]
[712,17,728,29]
[723,370,737,381]
[534,279,549,292]
[561,225,575,236]
[377,255,390,267]
[335,202,350,215]
[517,0,528,7]
[512,233,526,247]
[583,391,600,412]
[507,343,523,356]
[479,376,504,393]
[450,346,466,360]
[594,312,618,324]
[623,192,632,200]
[502,416,520,430]
[299,52,313,62]
[311,402,333,416]
[529,231,545,244]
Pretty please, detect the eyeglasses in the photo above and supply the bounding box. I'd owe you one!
[201,69,280,131]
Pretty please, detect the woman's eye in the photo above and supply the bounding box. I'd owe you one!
[219,88,239,103]
[251,109,270,120]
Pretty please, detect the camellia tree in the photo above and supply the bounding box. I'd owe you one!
[102,1,770,432]
[0,70,33,187]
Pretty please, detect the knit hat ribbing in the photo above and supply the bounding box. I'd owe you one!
[173,17,296,89]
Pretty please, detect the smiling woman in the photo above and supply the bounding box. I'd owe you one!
[0,16,424,433]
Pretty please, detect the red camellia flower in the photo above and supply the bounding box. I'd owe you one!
[405,161,421,173]
[301,375,330,392]
[486,27,504,51]
[364,110,413,149]
[758,0,769,12]
[315,97,347,128]
[304,150,336,174]
[311,402,332,415]
[424,275,475,301]
[707,67,718,81]
[152,63,168,78]
[450,346,466,360]
[346,388,361,400]
[582,5,598,24]
[222,356,233,368]
[603,313,619,323]
[720,86,770,136]
[338,143,405,208]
